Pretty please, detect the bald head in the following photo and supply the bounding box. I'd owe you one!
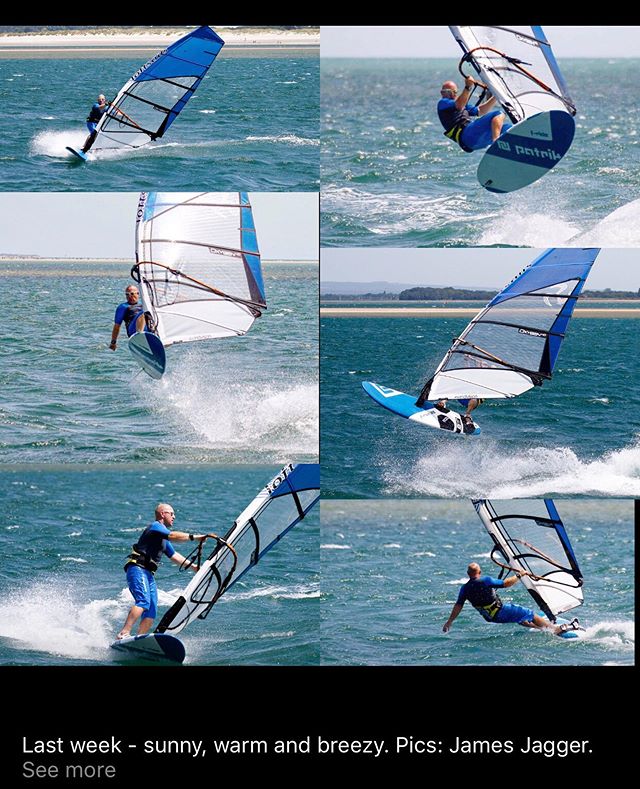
[155,503,176,526]
[467,562,481,578]
[441,81,458,97]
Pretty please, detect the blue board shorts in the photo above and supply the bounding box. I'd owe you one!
[494,602,535,625]
[86,121,98,134]
[126,564,158,620]
[125,314,144,337]
[461,110,513,151]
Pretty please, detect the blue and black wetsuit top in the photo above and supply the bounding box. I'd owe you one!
[457,575,505,621]
[437,97,479,152]
[114,301,144,338]
[87,102,108,124]
[124,521,175,575]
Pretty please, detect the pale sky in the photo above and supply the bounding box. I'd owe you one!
[321,248,639,291]
[0,193,319,260]
[321,26,640,59]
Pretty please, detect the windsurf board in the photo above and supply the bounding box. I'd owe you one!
[110,633,185,663]
[478,110,575,193]
[362,381,481,435]
[128,331,166,379]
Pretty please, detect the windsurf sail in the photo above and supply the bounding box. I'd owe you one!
[155,463,320,636]
[472,499,583,621]
[449,26,576,124]
[87,25,224,154]
[132,192,266,347]
[417,248,599,403]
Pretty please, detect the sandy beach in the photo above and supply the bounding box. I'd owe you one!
[0,28,319,55]
[321,307,640,317]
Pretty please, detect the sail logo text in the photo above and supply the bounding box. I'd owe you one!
[132,49,166,80]
[518,328,546,337]
[496,140,562,161]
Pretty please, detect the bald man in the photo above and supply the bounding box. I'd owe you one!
[109,284,148,351]
[443,562,580,635]
[82,93,110,153]
[117,503,207,640]
[437,76,511,152]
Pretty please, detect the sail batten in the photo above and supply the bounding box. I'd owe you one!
[88,25,224,154]
[134,192,266,348]
[420,248,599,402]
[473,499,583,621]
[155,464,320,636]
[450,25,575,124]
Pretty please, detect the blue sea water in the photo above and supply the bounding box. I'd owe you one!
[321,58,640,246]
[0,50,319,191]
[0,464,319,666]
[320,313,640,497]
[321,499,634,666]
[0,260,318,465]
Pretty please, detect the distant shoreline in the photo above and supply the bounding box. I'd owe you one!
[321,298,640,304]
[0,28,319,55]
[0,258,315,268]
[321,307,640,317]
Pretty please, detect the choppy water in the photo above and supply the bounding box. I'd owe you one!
[322,58,640,246]
[0,464,319,666]
[0,260,318,464]
[321,314,640,497]
[321,499,634,666]
[0,50,319,191]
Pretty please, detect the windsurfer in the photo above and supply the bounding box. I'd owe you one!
[82,94,109,153]
[442,562,580,635]
[109,285,149,351]
[437,76,511,151]
[117,503,207,640]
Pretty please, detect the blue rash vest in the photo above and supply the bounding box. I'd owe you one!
[437,97,479,134]
[87,102,108,124]
[114,301,144,337]
[457,575,535,624]
[124,521,176,574]
[437,97,480,151]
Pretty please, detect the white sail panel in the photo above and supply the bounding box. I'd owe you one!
[156,464,320,636]
[427,367,534,401]
[449,26,575,124]
[473,499,583,620]
[134,192,266,347]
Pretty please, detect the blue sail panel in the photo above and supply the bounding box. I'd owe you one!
[137,26,224,80]
[240,194,266,304]
[530,26,574,110]
[493,248,599,304]
[270,463,321,501]
[544,500,582,576]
